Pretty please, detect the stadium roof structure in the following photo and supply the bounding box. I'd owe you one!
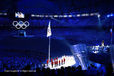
[0,0,113,14]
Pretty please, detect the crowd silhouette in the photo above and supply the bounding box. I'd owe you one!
[0,55,113,76]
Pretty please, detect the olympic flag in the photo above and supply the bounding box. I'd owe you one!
[47,21,52,62]
[47,21,52,37]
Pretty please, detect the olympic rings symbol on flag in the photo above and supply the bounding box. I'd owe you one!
[12,21,29,29]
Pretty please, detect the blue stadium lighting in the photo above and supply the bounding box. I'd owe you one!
[40,15,44,17]
[4,13,7,15]
[85,14,89,16]
[30,13,100,18]
[45,15,49,17]
[90,13,94,16]
[0,13,7,15]
[68,15,72,17]
[107,15,110,18]
[77,14,80,17]
[94,13,99,15]
[36,15,40,17]
[59,15,63,17]
[81,14,86,16]
[63,15,67,17]
[49,15,53,17]
[97,14,101,18]
[31,14,35,17]
[107,13,114,18]
[54,15,58,17]
[110,14,113,16]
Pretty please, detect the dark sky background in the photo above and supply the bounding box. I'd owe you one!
[0,0,113,14]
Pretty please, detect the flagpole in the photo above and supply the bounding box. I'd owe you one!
[48,36,51,62]
[111,22,113,45]
[111,21,113,72]
[47,21,52,65]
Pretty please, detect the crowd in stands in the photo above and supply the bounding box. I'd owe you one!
[0,56,45,72]
[0,56,113,76]
[1,64,113,76]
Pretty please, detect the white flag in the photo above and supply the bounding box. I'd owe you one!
[47,21,52,37]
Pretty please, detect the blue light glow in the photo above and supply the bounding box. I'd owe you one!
[107,15,110,18]
[107,13,114,18]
